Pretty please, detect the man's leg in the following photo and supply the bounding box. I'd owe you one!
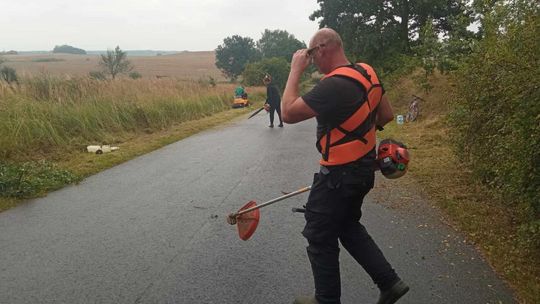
[340,222,399,291]
[269,107,275,127]
[301,171,342,304]
[337,176,400,291]
[306,240,341,304]
[276,105,284,127]
[337,177,408,304]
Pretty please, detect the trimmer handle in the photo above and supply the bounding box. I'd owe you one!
[291,207,306,213]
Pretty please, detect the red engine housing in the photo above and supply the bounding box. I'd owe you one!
[376,139,410,179]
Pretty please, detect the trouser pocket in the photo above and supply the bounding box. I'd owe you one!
[302,171,336,242]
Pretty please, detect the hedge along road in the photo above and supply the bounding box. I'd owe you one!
[0,113,515,304]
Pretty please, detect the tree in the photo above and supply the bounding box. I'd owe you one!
[242,57,290,91]
[412,21,441,91]
[99,46,133,79]
[309,0,475,69]
[53,45,87,55]
[215,35,259,82]
[257,29,306,62]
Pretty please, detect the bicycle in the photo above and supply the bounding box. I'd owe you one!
[405,95,424,122]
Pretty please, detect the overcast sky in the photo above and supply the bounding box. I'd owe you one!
[1,0,321,51]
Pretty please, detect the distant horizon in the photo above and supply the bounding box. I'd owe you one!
[1,49,215,57]
[2,49,212,53]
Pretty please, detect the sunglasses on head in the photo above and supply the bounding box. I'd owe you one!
[307,44,325,56]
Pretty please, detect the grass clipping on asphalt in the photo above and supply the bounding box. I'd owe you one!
[383,72,539,303]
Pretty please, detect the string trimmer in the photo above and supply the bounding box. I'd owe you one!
[227,186,311,240]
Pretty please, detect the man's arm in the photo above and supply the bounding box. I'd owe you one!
[281,50,317,124]
[375,95,394,127]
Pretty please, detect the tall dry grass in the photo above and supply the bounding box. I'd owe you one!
[0,75,255,160]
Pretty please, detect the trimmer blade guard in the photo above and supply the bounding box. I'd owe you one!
[236,201,260,241]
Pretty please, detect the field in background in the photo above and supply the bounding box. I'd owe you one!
[0,50,264,207]
[2,51,224,80]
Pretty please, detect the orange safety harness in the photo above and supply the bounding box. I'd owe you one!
[317,63,383,166]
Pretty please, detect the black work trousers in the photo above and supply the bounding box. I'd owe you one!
[302,166,399,304]
[268,103,282,125]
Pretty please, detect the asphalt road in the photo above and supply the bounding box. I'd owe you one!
[0,112,516,304]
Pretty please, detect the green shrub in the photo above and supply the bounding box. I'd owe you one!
[242,57,290,91]
[0,161,79,198]
[197,76,216,87]
[129,71,142,79]
[449,4,539,246]
[208,76,216,87]
[0,66,18,83]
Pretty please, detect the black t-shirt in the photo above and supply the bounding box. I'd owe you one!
[302,64,382,166]
[266,84,281,106]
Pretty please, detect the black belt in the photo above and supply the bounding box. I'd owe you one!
[320,160,374,175]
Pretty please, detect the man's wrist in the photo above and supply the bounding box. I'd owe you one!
[286,70,302,90]
[289,68,303,79]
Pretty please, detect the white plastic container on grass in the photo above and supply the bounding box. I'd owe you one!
[86,145,119,154]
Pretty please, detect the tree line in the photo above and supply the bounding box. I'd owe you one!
[214,1,478,88]
[215,29,306,89]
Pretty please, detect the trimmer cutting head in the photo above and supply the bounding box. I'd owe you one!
[226,185,312,241]
[226,213,237,225]
[227,200,260,241]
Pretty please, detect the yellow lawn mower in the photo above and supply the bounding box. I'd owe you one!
[232,94,250,108]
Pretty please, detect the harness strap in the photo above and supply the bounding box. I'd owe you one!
[318,63,383,166]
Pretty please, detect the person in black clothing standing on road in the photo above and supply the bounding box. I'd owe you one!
[281,28,409,304]
[263,74,283,128]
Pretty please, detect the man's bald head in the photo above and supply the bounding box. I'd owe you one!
[308,28,348,74]
[309,28,343,50]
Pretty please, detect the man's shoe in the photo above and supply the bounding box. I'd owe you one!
[293,295,319,304]
[377,280,409,304]
[278,123,284,127]
[268,124,274,128]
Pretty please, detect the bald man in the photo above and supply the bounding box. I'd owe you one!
[282,28,409,304]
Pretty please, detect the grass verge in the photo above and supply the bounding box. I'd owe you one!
[382,73,539,303]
